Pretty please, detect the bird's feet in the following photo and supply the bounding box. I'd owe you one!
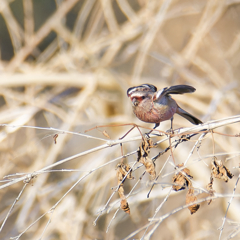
[166,128,174,135]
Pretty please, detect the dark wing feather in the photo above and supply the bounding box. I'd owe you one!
[162,85,196,96]
[153,85,196,102]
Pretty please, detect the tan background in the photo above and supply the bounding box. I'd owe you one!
[0,0,240,239]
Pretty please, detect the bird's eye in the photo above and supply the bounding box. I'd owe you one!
[141,96,145,100]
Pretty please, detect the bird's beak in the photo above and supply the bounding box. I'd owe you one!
[132,97,138,106]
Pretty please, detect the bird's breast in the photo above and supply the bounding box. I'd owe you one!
[133,101,177,123]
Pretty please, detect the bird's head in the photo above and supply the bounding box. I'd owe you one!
[127,84,157,107]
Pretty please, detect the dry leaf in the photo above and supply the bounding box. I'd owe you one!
[53,134,58,144]
[116,163,134,181]
[186,188,200,214]
[139,156,156,179]
[116,163,133,214]
[137,137,156,179]
[206,177,215,205]
[172,163,192,191]
[121,199,130,214]
[211,158,233,182]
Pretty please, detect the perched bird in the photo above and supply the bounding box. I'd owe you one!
[127,84,202,131]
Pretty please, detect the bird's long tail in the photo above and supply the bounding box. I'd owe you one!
[176,107,202,125]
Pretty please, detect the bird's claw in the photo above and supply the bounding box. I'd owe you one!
[166,128,174,135]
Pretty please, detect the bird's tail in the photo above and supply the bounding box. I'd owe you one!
[176,107,202,125]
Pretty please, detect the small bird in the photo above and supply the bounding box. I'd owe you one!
[127,84,202,131]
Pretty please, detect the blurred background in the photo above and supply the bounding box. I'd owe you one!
[0,0,240,239]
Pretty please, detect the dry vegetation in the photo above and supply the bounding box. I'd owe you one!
[0,0,240,239]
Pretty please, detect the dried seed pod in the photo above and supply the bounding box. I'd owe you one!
[53,134,58,144]
[211,158,233,182]
[206,177,215,205]
[137,137,156,179]
[139,156,156,179]
[186,188,200,214]
[172,163,192,191]
[121,199,130,214]
[116,163,134,181]
[116,162,133,214]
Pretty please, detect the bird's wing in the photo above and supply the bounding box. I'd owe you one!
[153,85,196,102]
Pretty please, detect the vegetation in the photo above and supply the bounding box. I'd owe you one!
[0,0,240,239]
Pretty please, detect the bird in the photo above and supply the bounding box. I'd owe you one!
[127,84,202,132]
